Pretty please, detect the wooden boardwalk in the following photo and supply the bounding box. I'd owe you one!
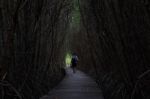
[40,68,104,99]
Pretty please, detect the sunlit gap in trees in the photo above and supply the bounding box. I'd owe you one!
[65,53,72,68]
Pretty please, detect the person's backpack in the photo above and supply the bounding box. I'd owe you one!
[72,56,77,64]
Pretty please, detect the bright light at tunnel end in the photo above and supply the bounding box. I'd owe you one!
[65,53,72,68]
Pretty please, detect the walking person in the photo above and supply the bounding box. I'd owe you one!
[71,53,78,73]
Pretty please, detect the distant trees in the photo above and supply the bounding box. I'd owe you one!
[0,0,71,99]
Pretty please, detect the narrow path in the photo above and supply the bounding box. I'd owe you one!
[40,68,104,99]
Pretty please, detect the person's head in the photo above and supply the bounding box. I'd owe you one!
[72,52,76,56]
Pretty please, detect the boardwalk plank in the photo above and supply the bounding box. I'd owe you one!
[40,68,104,99]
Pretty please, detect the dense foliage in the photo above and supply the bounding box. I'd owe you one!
[0,0,150,99]
[74,0,150,99]
[0,0,71,98]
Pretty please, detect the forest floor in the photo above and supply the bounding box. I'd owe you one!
[40,68,104,99]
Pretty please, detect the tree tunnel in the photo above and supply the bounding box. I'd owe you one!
[0,0,150,99]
